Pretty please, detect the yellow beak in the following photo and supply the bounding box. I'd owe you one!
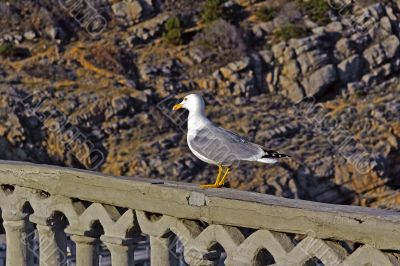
[172,103,183,111]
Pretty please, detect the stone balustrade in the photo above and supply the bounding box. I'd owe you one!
[0,160,399,266]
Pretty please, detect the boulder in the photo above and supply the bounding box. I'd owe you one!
[227,57,250,72]
[363,44,384,68]
[302,65,337,97]
[379,16,393,37]
[363,35,400,68]
[361,72,379,87]
[325,22,343,33]
[285,82,305,103]
[219,67,233,79]
[382,35,400,60]
[289,36,320,55]
[367,3,385,19]
[226,57,250,72]
[282,60,300,79]
[279,75,305,102]
[385,6,397,21]
[335,38,356,59]
[112,0,143,22]
[312,26,325,35]
[24,31,36,41]
[272,42,286,59]
[297,50,329,75]
[337,55,362,83]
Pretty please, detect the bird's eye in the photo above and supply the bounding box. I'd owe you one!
[184,98,187,101]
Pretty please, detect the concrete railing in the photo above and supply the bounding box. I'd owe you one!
[0,160,399,266]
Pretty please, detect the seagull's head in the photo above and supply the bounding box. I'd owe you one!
[172,94,205,113]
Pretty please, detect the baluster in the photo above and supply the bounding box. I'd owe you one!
[150,236,178,266]
[69,235,99,266]
[135,211,203,266]
[101,236,135,266]
[2,211,35,266]
[30,215,68,266]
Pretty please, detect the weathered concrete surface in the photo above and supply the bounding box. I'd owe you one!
[0,160,399,251]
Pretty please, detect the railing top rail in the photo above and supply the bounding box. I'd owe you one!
[0,160,399,250]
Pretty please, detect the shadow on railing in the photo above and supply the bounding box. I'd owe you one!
[0,160,399,266]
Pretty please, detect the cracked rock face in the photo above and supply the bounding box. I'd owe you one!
[0,0,400,209]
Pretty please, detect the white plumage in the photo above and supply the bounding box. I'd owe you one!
[172,93,289,188]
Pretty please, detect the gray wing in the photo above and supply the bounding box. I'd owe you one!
[188,124,264,165]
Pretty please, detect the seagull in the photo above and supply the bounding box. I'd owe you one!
[172,94,289,188]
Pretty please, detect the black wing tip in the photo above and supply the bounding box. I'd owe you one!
[262,150,290,159]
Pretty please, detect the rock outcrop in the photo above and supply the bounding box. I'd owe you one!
[0,0,399,209]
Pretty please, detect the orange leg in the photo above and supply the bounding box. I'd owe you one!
[218,167,231,186]
[200,165,223,188]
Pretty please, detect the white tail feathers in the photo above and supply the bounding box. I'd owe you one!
[257,158,278,164]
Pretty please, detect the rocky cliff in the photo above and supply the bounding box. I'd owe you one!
[0,0,399,209]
